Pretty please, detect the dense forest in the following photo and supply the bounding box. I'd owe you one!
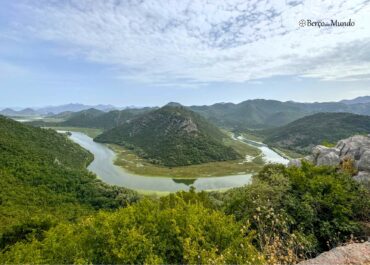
[0,116,139,253]
[95,105,241,167]
[263,112,370,154]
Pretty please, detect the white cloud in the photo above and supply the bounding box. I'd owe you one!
[9,0,370,84]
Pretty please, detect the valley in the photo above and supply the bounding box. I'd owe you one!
[59,130,288,192]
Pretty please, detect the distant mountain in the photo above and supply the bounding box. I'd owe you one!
[36,103,116,115]
[341,96,370,105]
[95,105,241,167]
[263,112,370,154]
[190,99,370,130]
[0,108,19,116]
[59,107,154,130]
[0,108,38,116]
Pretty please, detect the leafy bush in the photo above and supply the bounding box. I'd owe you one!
[1,196,264,265]
[221,163,370,258]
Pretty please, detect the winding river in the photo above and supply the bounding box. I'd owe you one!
[66,131,288,192]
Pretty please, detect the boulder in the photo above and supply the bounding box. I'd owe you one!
[310,145,340,166]
[316,151,340,166]
[288,135,370,183]
[354,171,370,183]
[358,150,370,172]
[297,242,370,265]
[288,159,302,167]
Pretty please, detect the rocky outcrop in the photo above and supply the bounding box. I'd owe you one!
[289,135,370,183]
[297,242,370,265]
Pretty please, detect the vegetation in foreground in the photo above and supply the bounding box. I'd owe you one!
[1,160,369,264]
[95,105,242,167]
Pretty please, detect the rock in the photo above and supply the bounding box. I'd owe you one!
[288,159,302,167]
[358,150,370,172]
[354,171,370,183]
[317,150,340,166]
[337,135,370,158]
[297,242,370,265]
[288,135,370,183]
[311,146,340,166]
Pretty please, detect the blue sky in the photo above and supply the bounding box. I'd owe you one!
[1,0,370,108]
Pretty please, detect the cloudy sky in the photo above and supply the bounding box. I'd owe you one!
[1,0,370,107]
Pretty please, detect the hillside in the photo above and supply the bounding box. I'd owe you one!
[95,105,241,167]
[263,112,370,154]
[27,107,154,130]
[190,99,370,130]
[0,116,138,250]
[57,108,105,127]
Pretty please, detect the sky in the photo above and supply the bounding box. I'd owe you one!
[1,0,370,108]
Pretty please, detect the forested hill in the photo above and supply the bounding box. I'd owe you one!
[28,107,155,130]
[263,112,370,154]
[190,99,370,130]
[0,116,138,251]
[95,105,241,167]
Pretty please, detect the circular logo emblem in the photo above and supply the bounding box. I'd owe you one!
[299,19,306,27]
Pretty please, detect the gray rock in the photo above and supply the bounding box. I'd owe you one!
[288,135,370,183]
[297,242,370,265]
[354,171,370,183]
[358,150,370,171]
[311,146,340,166]
[288,159,302,167]
[316,151,340,166]
[336,135,370,158]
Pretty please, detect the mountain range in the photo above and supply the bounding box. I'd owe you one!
[0,103,116,116]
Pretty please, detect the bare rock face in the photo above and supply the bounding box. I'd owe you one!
[297,242,370,265]
[289,135,370,183]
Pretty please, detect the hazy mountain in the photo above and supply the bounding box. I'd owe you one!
[95,105,241,167]
[59,107,154,130]
[340,96,370,105]
[263,112,370,154]
[36,103,116,114]
[0,108,38,116]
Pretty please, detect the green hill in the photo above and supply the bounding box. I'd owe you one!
[263,112,370,154]
[57,108,105,127]
[28,108,154,130]
[190,99,370,130]
[0,116,138,250]
[95,105,241,167]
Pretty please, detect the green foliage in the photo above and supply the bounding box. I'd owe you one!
[263,112,370,154]
[0,116,139,251]
[221,163,370,255]
[1,196,264,265]
[95,105,241,167]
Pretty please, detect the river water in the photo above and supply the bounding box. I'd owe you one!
[67,131,288,192]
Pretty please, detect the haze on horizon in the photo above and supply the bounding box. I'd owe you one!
[1,0,370,108]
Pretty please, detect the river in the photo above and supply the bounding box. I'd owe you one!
[66,131,288,192]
